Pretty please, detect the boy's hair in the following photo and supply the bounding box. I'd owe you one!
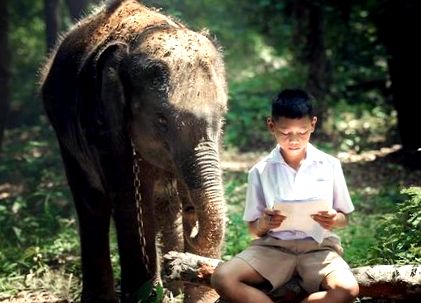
[271,89,315,120]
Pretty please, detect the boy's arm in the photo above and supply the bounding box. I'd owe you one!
[248,219,268,237]
[335,211,350,228]
[332,159,354,214]
[248,208,286,237]
[312,210,350,230]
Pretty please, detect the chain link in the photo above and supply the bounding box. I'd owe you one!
[131,140,150,273]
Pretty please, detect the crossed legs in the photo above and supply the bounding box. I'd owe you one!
[211,257,273,303]
[301,269,359,303]
[212,259,359,303]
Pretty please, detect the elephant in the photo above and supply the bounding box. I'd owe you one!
[40,0,227,302]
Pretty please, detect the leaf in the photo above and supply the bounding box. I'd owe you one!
[131,279,161,303]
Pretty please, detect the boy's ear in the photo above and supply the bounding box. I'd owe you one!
[267,117,275,132]
[311,116,318,131]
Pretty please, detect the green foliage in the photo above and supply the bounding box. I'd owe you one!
[325,1,388,101]
[225,90,271,151]
[336,214,379,267]
[323,100,397,153]
[224,68,307,151]
[0,121,126,299]
[0,124,82,299]
[2,0,417,300]
[223,212,251,260]
[131,280,165,303]
[222,172,251,259]
[368,187,421,264]
[350,186,404,215]
[9,0,46,125]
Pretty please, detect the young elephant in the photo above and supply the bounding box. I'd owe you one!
[40,0,227,302]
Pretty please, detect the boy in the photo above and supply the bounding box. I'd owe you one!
[212,89,359,303]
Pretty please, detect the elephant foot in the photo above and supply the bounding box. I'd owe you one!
[119,283,170,303]
[81,290,118,303]
[164,281,184,298]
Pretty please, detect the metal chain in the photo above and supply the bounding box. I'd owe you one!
[131,140,150,273]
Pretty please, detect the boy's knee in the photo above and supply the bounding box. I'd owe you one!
[324,270,359,302]
[211,265,230,291]
[340,275,359,299]
[345,282,359,299]
[333,282,359,302]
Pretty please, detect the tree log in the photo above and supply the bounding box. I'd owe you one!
[163,251,421,302]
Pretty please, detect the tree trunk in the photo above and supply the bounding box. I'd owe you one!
[0,0,10,152]
[292,0,330,127]
[304,1,330,126]
[65,0,88,21]
[163,251,421,302]
[44,0,60,52]
[374,0,421,168]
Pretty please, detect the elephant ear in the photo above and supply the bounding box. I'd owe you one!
[69,42,130,192]
[81,41,130,155]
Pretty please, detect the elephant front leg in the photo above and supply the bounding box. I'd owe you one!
[178,182,220,303]
[154,176,184,255]
[112,192,158,301]
[153,175,184,297]
[112,161,159,302]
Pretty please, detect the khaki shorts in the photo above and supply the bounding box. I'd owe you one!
[235,236,351,293]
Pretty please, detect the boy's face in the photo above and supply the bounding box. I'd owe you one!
[267,115,317,156]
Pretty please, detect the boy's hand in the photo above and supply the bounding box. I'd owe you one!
[311,209,339,230]
[257,208,286,232]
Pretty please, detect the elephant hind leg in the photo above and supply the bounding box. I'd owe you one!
[62,162,117,302]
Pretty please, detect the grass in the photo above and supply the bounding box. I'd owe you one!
[0,123,82,301]
[222,170,397,268]
[1,104,419,301]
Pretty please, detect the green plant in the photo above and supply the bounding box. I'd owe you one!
[323,101,397,153]
[368,187,421,264]
[131,280,165,303]
[336,213,379,267]
[222,172,252,259]
[224,68,306,151]
[223,212,251,260]
[0,125,82,299]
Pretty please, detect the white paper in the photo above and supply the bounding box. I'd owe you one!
[271,199,331,243]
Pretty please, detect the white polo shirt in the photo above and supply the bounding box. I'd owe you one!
[244,143,354,241]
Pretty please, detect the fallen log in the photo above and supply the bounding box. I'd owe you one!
[163,251,421,302]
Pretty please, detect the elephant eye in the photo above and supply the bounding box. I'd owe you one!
[155,113,168,132]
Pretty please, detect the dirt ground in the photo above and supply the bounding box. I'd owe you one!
[0,291,67,303]
[1,144,420,303]
[221,144,421,189]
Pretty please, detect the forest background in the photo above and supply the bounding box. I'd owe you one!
[0,0,420,302]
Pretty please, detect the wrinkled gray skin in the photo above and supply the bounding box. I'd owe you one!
[40,1,227,302]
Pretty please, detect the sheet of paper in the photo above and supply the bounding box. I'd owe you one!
[271,199,331,243]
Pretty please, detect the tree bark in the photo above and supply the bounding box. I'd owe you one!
[304,1,330,126]
[373,0,421,168]
[291,0,331,127]
[44,0,60,52]
[163,251,421,302]
[0,0,11,152]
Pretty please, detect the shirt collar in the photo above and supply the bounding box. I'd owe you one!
[267,143,324,164]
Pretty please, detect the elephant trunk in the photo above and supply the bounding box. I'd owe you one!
[180,140,226,258]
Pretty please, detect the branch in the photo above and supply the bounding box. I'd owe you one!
[163,251,421,302]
